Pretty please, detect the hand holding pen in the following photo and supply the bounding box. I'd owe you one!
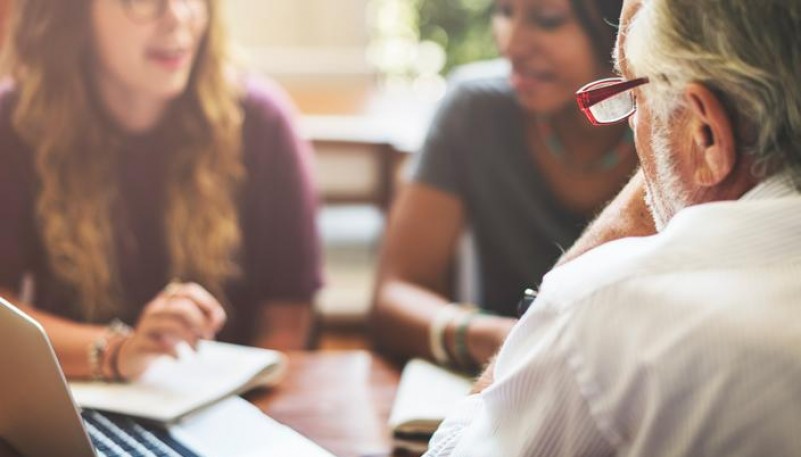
[112,281,227,381]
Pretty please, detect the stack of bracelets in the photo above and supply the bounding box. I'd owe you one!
[87,319,133,382]
[429,303,480,373]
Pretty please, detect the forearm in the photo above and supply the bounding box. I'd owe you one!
[370,278,453,361]
[558,169,656,266]
[254,300,315,350]
[371,278,512,368]
[0,288,105,378]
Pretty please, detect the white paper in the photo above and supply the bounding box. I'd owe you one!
[171,397,336,457]
[69,341,286,423]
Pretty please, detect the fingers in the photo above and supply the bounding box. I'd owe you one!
[152,296,210,340]
[160,282,227,335]
[139,309,203,350]
[121,283,226,378]
[171,283,227,333]
[132,282,227,363]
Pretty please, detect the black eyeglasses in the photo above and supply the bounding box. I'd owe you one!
[118,0,207,23]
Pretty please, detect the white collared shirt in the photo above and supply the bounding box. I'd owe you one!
[425,175,801,457]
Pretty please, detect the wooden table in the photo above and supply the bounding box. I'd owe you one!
[0,350,415,457]
[249,351,404,457]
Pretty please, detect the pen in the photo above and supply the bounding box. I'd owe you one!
[517,288,538,318]
[161,279,199,355]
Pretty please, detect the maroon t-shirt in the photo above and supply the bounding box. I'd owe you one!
[0,79,323,343]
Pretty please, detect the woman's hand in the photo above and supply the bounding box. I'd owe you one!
[113,282,226,380]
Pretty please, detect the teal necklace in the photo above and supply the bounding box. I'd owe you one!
[537,117,635,174]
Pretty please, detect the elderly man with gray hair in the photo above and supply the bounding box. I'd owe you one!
[423,0,801,456]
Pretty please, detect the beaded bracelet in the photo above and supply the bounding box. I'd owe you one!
[87,319,132,382]
[87,333,109,382]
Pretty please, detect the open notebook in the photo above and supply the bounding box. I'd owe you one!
[0,296,332,457]
[388,359,473,453]
[69,341,287,423]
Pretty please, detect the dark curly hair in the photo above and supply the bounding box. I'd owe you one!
[571,0,624,67]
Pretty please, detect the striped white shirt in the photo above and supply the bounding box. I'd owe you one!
[425,174,801,457]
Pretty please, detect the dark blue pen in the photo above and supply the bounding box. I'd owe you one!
[517,288,538,318]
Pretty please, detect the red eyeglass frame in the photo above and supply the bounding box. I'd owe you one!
[576,77,650,125]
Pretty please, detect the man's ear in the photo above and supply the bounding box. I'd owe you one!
[684,83,736,187]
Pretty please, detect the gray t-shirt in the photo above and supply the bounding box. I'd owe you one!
[411,76,589,317]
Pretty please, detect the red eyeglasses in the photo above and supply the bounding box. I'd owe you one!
[576,77,650,125]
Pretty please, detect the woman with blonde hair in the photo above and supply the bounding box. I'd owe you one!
[0,0,322,381]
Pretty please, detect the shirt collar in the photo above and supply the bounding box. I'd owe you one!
[741,171,799,201]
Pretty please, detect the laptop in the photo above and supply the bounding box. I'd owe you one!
[0,297,204,456]
[0,297,336,457]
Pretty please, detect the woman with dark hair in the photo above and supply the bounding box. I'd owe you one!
[0,0,322,381]
[371,0,633,370]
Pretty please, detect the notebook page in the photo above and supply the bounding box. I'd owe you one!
[388,359,473,435]
[69,341,286,423]
[172,396,336,457]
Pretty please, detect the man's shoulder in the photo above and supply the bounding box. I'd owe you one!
[535,234,660,308]
[539,197,801,307]
[558,260,801,454]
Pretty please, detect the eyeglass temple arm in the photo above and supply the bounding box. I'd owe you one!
[576,77,650,108]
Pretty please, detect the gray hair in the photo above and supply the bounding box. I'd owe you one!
[625,0,801,183]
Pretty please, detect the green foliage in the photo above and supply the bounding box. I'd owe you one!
[415,0,498,76]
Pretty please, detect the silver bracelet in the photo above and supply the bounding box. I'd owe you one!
[453,309,479,371]
[429,304,460,366]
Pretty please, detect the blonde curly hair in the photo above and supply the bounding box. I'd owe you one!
[1,0,244,320]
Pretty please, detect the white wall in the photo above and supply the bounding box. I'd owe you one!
[225,0,368,48]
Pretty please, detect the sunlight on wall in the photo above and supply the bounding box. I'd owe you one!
[224,0,374,114]
[224,0,450,113]
[366,0,447,101]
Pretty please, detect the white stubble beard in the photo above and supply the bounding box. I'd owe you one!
[644,123,691,231]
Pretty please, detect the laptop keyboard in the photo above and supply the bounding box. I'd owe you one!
[81,410,200,457]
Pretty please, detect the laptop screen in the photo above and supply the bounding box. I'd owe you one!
[0,298,199,457]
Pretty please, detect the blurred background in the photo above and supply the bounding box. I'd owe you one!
[225,0,495,114]
[223,0,498,349]
[0,0,498,348]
